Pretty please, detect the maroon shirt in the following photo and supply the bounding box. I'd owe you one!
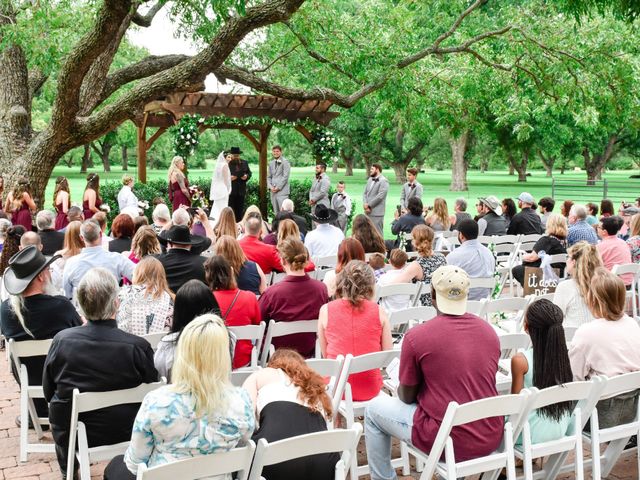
[399,312,502,461]
[258,274,328,357]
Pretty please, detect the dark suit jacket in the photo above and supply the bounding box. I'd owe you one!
[291,213,308,236]
[155,248,207,293]
[229,159,252,196]
[39,229,65,256]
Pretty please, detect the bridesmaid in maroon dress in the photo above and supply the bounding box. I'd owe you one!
[168,156,191,212]
[53,176,71,230]
[82,173,102,219]
[4,177,36,232]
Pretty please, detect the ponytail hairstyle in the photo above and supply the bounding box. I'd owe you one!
[267,349,332,418]
[85,173,100,199]
[52,176,70,209]
[567,241,603,300]
[525,299,573,421]
[277,237,308,272]
[0,225,26,274]
[11,177,31,211]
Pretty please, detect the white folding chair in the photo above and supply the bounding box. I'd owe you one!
[268,271,287,286]
[492,234,521,245]
[406,251,419,260]
[564,325,579,343]
[8,338,55,462]
[136,442,256,480]
[230,368,260,387]
[312,255,338,280]
[586,371,640,479]
[520,234,542,244]
[466,298,488,317]
[388,306,437,332]
[228,321,266,369]
[512,378,606,480]
[404,391,531,480]
[547,253,568,279]
[519,241,538,254]
[142,332,167,351]
[260,319,319,367]
[306,356,345,423]
[478,235,494,245]
[494,242,522,296]
[67,381,166,480]
[375,282,422,309]
[468,277,496,300]
[498,332,531,359]
[247,424,363,480]
[612,263,640,319]
[484,296,532,333]
[336,350,407,477]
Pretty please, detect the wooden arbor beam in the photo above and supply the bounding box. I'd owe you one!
[135,113,167,184]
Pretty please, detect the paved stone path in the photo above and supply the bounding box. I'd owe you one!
[0,347,636,479]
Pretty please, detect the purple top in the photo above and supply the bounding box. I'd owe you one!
[258,275,328,358]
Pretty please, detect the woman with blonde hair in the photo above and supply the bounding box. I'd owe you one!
[213,206,239,239]
[626,213,640,263]
[259,238,328,358]
[397,224,447,306]
[5,177,36,231]
[53,176,71,230]
[318,260,392,401]
[512,213,567,286]
[243,349,339,480]
[105,314,254,479]
[51,221,84,292]
[553,241,603,327]
[569,268,640,429]
[116,256,174,336]
[82,173,102,219]
[215,235,266,295]
[127,225,161,262]
[426,197,451,232]
[167,156,191,212]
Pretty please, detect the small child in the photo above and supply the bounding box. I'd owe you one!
[377,249,411,314]
[368,252,387,280]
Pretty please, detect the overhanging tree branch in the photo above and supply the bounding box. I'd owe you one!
[132,0,166,27]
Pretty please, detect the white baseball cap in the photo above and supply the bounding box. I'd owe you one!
[431,265,470,315]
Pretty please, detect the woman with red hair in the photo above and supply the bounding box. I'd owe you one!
[108,213,135,253]
[322,237,365,297]
[243,349,339,480]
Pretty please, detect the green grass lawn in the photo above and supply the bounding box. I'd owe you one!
[46,163,637,237]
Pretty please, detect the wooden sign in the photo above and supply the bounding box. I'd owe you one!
[523,267,560,296]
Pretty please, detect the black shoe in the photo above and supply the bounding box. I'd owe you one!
[625,435,637,450]
[15,415,50,431]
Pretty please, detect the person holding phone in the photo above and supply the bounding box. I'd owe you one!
[388,197,426,251]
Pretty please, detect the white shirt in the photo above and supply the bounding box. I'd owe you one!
[117,185,138,212]
[304,224,344,258]
[552,278,595,328]
[377,269,411,314]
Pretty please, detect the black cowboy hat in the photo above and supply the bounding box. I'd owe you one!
[310,204,338,224]
[229,146,243,155]
[3,245,61,295]
[158,225,205,246]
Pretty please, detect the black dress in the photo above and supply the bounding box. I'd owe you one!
[512,235,567,286]
[252,401,340,480]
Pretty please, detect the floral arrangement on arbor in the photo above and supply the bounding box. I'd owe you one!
[171,113,339,163]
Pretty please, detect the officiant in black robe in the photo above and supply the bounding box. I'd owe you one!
[228,146,252,220]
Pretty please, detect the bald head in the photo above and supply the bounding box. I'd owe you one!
[20,231,42,251]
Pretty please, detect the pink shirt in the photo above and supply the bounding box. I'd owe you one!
[569,315,640,380]
[597,236,633,285]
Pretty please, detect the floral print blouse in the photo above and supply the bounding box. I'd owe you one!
[124,385,255,476]
[627,235,640,264]
[116,284,174,336]
[416,253,448,306]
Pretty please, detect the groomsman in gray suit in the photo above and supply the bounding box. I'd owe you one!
[331,181,352,232]
[309,162,331,209]
[363,163,389,234]
[400,167,423,212]
[267,145,290,214]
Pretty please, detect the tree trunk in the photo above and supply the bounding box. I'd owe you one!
[538,150,555,177]
[122,145,128,171]
[390,162,409,184]
[101,144,112,172]
[81,144,93,173]
[583,136,617,185]
[449,130,469,191]
[508,163,514,175]
[331,162,338,174]
[340,149,354,176]
[507,151,528,182]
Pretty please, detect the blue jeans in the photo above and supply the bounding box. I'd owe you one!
[365,395,417,480]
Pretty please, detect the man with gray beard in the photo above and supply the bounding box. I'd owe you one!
[0,246,81,424]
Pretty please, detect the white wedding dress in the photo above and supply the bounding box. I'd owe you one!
[209,151,232,222]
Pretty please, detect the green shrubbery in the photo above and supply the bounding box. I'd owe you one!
[101,177,351,231]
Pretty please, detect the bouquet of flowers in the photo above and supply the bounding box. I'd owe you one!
[99,204,111,214]
[189,185,210,212]
[138,200,150,211]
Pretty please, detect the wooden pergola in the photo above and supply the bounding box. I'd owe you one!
[132,92,339,215]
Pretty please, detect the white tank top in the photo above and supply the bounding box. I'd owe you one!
[256,369,306,415]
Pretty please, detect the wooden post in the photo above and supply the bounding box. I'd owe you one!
[258,125,272,218]
[136,113,149,183]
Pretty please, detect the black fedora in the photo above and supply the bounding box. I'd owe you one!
[229,146,242,155]
[158,225,205,246]
[3,245,61,295]
[310,204,338,224]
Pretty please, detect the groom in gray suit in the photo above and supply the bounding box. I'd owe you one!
[363,163,389,235]
[309,162,331,209]
[267,145,290,215]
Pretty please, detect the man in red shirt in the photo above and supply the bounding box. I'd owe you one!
[364,266,502,480]
[238,215,283,274]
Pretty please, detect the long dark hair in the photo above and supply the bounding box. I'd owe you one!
[525,299,573,421]
[351,214,385,254]
[171,280,220,338]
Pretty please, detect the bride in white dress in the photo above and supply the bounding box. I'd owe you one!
[209,151,232,222]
